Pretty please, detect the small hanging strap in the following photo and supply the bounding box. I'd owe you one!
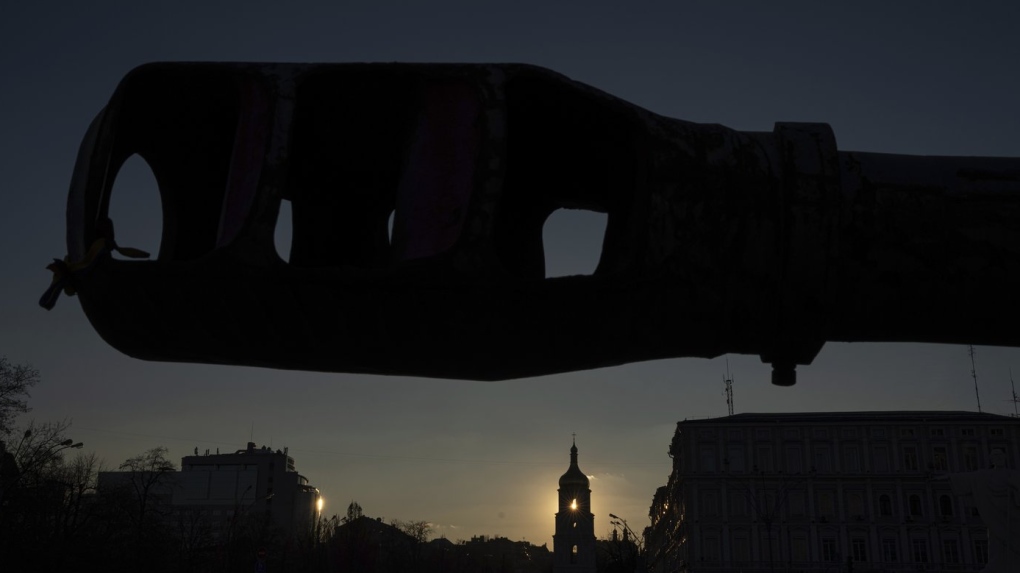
[39,237,149,310]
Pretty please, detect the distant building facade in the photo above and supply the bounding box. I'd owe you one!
[644,411,1020,572]
[554,440,596,573]
[98,441,320,538]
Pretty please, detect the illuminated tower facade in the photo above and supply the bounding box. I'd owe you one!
[554,439,596,573]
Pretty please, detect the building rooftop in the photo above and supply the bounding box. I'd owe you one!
[679,410,1018,425]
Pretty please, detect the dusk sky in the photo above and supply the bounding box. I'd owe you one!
[3,2,1020,546]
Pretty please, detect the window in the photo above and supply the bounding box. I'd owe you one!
[903,446,919,471]
[784,428,801,439]
[899,427,915,437]
[930,427,945,437]
[872,446,890,472]
[939,495,953,517]
[701,491,718,516]
[813,428,829,439]
[974,539,988,564]
[841,427,857,438]
[870,427,887,438]
[932,447,948,471]
[755,428,771,440]
[819,492,835,516]
[848,492,865,517]
[821,538,838,562]
[571,545,578,564]
[732,536,750,562]
[703,537,720,562]
[756,445,773,472]
[785,445,803,473]
[851,538,867,562]
[990,428,1004,437]
[964,446,979,471]
[727,445,746,472]
[943,540,960,564]
[792,537,809,562]
[881,538,898,562]
[908,495,923,517]
[844,445,860,472]
[788,490,806,517]
[729,492,748,516]
[961,428,975,437]
[911,539,928,563]
[814,446,832,472]
[879,494,893,516]
[700,446,717,472]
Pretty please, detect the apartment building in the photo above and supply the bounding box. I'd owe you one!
[644,411,1019,572]
[99,441,321,539]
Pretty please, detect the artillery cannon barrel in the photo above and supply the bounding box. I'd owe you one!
[45,62,1020,383]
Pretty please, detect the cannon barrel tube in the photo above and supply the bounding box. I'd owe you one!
[46,62,1020,383]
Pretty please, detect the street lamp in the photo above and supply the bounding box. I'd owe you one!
[608,513,644,571]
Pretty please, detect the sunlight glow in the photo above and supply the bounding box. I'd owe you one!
[316,497,324,513]
[570,499,577,510]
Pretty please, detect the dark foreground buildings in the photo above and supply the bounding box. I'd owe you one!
[98,441,321,539]
[644,411,1020,572]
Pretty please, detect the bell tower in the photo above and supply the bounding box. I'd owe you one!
[554,438,595,573]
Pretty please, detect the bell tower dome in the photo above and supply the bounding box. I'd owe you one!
[553,438,595,573]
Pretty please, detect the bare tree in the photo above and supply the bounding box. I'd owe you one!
[0,356,39,437]
[393,519,433,572]
[117,446,177,538]
[344,500,364,524]
[9,419,80,485]
[57,452,105,538]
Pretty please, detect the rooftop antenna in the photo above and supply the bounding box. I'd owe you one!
[969,345,982,413]
[724,358,734,416]
[1009,369,1019,417]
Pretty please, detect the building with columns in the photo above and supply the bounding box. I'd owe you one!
[554,440,596,573]
[644,411,1020,572]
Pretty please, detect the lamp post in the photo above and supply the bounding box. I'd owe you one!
[11,430,84,483]
[0,431,83,529]
[609,513,644,573]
